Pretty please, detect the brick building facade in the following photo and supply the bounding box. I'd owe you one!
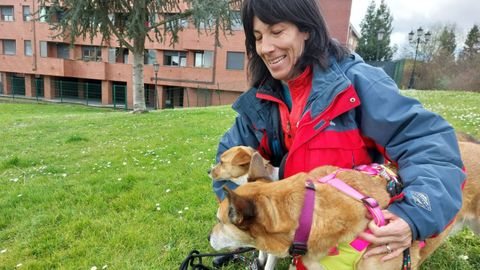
[0,0,352,109]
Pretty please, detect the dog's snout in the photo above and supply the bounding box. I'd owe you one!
[207,233,211,242]
[207,168,212,175]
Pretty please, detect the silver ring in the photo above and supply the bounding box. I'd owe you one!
[386,244,393,254]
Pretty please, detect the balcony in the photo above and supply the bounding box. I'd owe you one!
[0,55,35,73]
[147,65,215,84]
[63,59,106,80]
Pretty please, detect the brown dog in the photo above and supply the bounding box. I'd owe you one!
[209,141,480,270]
[209,146,279,185]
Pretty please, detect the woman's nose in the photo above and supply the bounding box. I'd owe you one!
[259,37,275,54]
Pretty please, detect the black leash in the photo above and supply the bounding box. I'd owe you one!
[179,248,257,270]
[384,169,411,270]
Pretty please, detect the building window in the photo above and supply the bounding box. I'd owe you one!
[54,8,66,22]
[57,43,70,59]
[23,6,31,21]
[144,49,157,65]
[39,41,47,57]
[148,13,159,27]
[2,40,16,55]
[194,51,213,68]
[39,6,49,22]
[108,48,115,63]
[108,47,129,64]
[24,40,32,56]
[82,46,102,61]
[229,11,242,30]
[164,13,188,30]
[0,6,14,22]
[121,49,129,64]
[197,16,215,29]
[163,51,187,67]
[226,52,245,70]
[109,13,128,29]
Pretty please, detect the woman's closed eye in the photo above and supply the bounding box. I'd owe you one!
[271,29,283,36]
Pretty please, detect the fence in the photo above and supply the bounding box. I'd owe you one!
[112,84,127,110]
[164,86,185,108]
[0,75,127,109]
[366,60,405,87]
[53,79,102,105]
[34,77,45,100]
[1,75,241,109]
[6,74,27,98]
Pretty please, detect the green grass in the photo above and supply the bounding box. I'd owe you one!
[0,90,479,270]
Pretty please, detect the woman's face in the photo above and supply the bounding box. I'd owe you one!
[253,16,309,82]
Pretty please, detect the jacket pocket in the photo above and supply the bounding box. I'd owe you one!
[305,130,372,170]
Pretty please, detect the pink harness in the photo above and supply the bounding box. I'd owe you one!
[289,165,391,257]
[319,168,386,252]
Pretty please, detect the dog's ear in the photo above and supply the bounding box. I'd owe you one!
[248,152,270,182]
[230,147,253,166]
[223,186,256,228]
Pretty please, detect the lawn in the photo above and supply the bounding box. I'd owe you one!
[0,90,479,270]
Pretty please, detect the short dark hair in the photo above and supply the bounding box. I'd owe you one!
[241,0,350,86]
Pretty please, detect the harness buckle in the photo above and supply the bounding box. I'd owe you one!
[361,197,379,208]
[305,180,316,190]
[289,242,308,256]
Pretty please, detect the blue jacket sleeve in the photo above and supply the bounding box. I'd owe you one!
[352,70,465,241]
[213,114,261,201]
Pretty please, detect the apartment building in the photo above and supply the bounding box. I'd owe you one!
[0,0,352,109]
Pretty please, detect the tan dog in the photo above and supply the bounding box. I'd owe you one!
[209,141,480,270]
[209,146,279,270]
[209,146,279,185]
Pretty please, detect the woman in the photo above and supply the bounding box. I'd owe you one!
[213,0,465,267]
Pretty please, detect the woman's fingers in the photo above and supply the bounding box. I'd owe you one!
[361,210,413,261]
[364,242,408,261]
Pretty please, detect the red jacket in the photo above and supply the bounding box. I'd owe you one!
[257,66,372,178]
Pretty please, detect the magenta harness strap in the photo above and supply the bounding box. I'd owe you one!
[289,180,316,256]
[289,167,386,256]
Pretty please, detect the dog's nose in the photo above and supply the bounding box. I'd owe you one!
[207,168,212,175]
[207,233,211,242]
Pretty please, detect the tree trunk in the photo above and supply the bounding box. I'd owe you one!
[132,45,146,113]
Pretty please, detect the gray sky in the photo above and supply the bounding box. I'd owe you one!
[350,0,480,48]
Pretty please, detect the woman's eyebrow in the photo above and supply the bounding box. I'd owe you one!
[254,24,275,34]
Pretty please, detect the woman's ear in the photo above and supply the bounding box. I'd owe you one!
[303,31,310,41]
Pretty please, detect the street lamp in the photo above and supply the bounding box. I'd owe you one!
[153,61,159,110]
[408,27,431,89]
[376,28,385,61]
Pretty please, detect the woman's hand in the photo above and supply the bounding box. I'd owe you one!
[359,210,412,261]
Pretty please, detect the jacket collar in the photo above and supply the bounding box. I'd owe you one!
[307,58,353,118]
[254,56,355,118]
[231,86,276,131]
[231,54,359,127]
